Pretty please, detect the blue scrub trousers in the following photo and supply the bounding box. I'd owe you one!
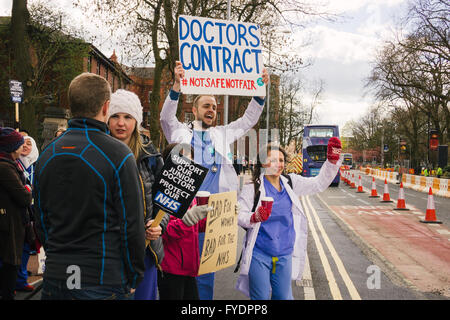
[196,232,215,300]
[248,248,293,300]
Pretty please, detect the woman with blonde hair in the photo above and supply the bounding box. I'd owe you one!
[108,89,167,300]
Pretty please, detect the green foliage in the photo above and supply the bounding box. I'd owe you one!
[0,5,90,132]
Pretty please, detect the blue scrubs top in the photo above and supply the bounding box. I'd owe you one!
[254,176,295,257]
[191,130,221,194]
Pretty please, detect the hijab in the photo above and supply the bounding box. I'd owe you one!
[19,136,39,170]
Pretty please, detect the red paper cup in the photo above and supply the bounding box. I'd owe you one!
[196,191,210,206]
[261,197,274,213]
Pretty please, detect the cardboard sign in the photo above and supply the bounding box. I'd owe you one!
[9,80,23,103]
[153,153,208,219]
[198,191,238,275]
[178,15,265,97]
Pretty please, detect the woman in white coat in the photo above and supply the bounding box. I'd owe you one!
[236,139,342,299]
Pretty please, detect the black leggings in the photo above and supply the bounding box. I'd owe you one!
[157,270,199,300]
[0,263,18,300]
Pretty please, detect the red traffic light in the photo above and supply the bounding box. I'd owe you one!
[430,129,439,140]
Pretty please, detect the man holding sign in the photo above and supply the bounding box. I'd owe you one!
[160,15,268,301]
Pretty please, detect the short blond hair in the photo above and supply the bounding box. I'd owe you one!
[68,73,111,118]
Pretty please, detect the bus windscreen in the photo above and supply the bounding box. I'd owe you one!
[306,145,327,162]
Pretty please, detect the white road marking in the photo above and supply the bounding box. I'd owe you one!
[296,253,316,300]
[303,196,361,300]
[301,196,342,300]
[356,198,371,205]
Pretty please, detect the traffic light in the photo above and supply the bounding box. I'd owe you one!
[430,129,439,151]
[400,141,407,154]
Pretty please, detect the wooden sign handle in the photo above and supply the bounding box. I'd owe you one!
[151,209,166,228]
[146,210,166,248]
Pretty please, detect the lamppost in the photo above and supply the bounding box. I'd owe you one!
[265,29,291,143]
[224,0,231,125]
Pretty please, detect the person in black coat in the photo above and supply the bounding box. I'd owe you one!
[0,127,32,300]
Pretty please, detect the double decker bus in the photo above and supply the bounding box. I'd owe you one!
[342,153,353,169]
[302,125,340,186]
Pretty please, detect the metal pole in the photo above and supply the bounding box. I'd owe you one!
[223,0,231,125]
[381,128,384,167]
[266,41,271,143]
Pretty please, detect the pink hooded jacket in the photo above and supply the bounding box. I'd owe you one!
[160,200,206,277]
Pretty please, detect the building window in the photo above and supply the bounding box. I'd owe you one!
[87,55,92,73]
[148,90,153,104]
[184,112,194,124]
[186,94,194,103]
[96,62,101,75]
[105,68,109,81]
[217,112,221,125]
[112,75,115,92]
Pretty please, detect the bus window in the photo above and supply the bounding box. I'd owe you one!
[308,128,334,138]
[306,145,327,162]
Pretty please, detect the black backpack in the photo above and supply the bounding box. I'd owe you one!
[233,174,293,273]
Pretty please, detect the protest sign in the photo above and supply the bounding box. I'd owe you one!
[178,15,265,97]
[198,191,238,275]
[9,80,23,103]
[152,152,208,220]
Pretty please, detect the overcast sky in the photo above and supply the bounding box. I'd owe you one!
[0,0,409,132]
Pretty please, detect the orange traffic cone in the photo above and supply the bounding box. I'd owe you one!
[420,188,442,224]
[350,173,356,189]
[356,175,364,193]
[369,177,379,198]
[394,182,409,211]
[380,179,393,202]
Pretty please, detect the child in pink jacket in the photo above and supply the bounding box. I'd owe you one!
[157,143,211,300]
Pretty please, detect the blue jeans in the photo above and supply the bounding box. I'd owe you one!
[248,248,293,300]
[134,251,158,300]
[16,243,31,289]
[41,278,134,300]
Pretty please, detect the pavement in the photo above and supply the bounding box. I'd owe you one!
[14,254,43,300]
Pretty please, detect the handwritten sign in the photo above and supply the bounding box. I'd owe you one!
[153,153,208,219]
[178,15,265,97]
[198,191,238,275]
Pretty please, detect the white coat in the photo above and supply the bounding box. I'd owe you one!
[160,93,264,193]
[235,158,342,297]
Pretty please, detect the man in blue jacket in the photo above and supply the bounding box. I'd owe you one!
[33,73,145,300]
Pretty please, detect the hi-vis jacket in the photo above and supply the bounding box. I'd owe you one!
[236,158,342,297]
[160,91,265,193]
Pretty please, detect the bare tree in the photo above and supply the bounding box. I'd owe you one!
[278,73,323,150]
[10,0,34,133]
[73,0,336,145]
[365,0,449,169]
